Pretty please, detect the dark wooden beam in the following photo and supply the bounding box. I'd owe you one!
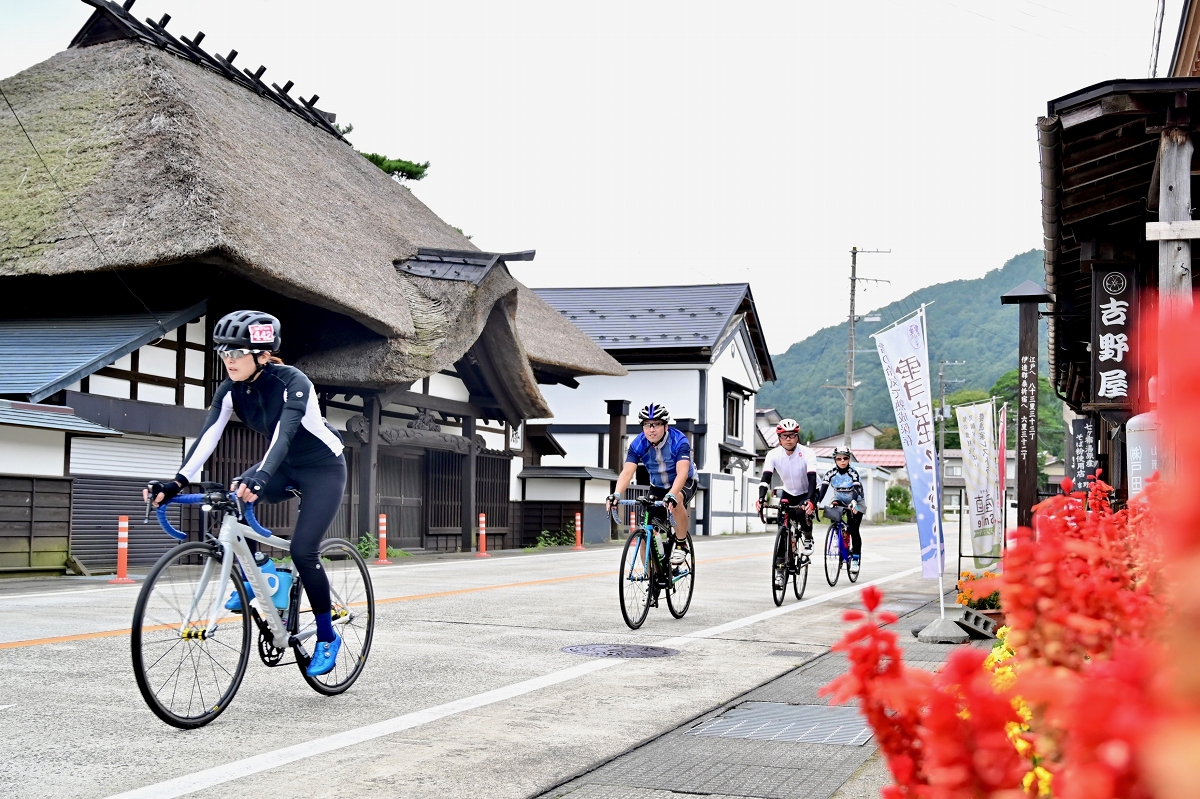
[460,415,476,553]
[358,395,380,545]
[379,389,483,419]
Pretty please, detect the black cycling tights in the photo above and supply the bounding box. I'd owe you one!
[245,457,347,616]
[846,510,862,555]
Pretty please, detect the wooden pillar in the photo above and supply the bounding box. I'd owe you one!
[359,394,380,545]
[1001,280,1050,529]
[605,399,629,472]
[1159,120,1193,477]
[1017,303,1039,529]
[461,415,476,553]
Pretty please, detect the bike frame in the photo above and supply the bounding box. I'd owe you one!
[157,494,349,650]
[614,499,689,587]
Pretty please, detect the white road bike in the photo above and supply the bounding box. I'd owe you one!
[131,484,375,729]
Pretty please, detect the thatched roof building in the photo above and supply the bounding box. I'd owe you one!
[0,2,623,421]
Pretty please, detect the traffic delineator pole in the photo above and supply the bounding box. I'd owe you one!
[573,510,584,550]
[476,512,491,557]
[109,516,135,584]
[376,514,392,564]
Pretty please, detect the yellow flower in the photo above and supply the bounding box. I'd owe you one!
[1021,765,1053,796]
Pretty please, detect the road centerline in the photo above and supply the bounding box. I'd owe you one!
[102,566,920,799]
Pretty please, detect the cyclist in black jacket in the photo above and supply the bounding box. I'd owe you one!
[145,310,347,677]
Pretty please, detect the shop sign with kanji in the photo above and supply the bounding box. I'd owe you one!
[1090,267,1137,407]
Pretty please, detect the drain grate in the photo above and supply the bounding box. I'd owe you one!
[561,644,679,659]
[686,702,873,746]
[770,650,816,659]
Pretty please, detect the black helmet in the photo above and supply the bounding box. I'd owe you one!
[638,404,670,423]
[213,310,281,352]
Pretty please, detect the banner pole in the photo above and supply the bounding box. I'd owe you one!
[869,300,937,338]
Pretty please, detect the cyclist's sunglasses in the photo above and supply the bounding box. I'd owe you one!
[217,347,259,361]
[642,421,666,429]
[778,432,799,439]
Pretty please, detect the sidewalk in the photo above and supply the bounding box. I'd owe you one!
[535,593,986,799]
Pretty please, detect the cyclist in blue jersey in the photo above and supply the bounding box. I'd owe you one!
[817,446,865,563]
[606,403,697,565]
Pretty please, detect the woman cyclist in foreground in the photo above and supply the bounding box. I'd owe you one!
[144,310,347,677]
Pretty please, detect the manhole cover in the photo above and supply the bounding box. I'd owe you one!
[561,644,679,659]
[686,702,873,746]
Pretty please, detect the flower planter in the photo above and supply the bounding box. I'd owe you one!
[976,608,1006,627]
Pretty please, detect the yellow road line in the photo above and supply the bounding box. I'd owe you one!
[0,550,768,650]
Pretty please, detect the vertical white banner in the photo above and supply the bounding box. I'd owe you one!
[874,307,942,579]
[955,402,1001,569]
[997,403,1008,535]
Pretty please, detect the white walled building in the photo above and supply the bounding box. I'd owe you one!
[522,284,776,537]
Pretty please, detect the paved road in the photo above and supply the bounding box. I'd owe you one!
[0,524,932,799]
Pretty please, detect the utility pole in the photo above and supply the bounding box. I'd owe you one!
[824,247,889,448]
[937,360,967,460]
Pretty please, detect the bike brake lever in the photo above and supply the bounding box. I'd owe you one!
[143,498,153,524]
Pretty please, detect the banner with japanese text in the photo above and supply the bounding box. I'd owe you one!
[997,403,1007,536]
[874,307,942,578]
[955,401,1001,569]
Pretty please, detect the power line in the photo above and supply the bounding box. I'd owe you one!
[1149,0,1166,78]
[0,84,162,326]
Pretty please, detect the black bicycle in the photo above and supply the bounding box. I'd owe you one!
[765,495,810,606]
[613,497,695,629]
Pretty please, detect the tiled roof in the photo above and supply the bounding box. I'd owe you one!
[0,304,204,402]
[0,400,121,436]
[812,448,907,468]
[532,284,750,351]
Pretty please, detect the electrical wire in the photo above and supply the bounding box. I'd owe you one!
[0,84,163,327]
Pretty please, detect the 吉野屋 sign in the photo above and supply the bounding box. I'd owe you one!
[1090,267,1137,407]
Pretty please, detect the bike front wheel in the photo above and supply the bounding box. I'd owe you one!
[131,541,251,729]
[793,528,809,600]
[824,525,842,586]
[619,531,652,629]
[666,530,695,619]
[771,528,788,606]
[297,538,375,695]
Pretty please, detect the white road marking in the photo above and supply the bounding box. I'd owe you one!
[0,704,13,712]
[104,566,920,799]
[0,585,144,601]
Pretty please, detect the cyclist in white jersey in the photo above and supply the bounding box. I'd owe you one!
[756,418,816,554]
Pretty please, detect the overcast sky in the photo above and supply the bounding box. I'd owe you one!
[1,1,1185,353]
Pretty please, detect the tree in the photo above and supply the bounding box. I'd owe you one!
[875,426,901,449]
[360,152,429,182]
[935,388,989,449]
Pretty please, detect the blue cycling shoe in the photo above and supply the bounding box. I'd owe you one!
[306,634,341,677]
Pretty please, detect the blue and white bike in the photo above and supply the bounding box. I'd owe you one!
[612,497,695,629]
[823,503,861,586]
[131,484,374,728]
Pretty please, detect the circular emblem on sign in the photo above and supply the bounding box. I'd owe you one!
[907,323,923,350]
[1103,272,1127,295]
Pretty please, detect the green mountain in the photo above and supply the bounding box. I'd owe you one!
[758,250,1048,438]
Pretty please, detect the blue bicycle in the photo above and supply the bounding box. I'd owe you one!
[613,497,694,629]
[823,504,861,586]
[130,484,374,728]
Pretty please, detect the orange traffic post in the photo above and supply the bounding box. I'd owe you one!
[573,510,584,550]
[476,512,491,557]
[109,516,135,584]
[376,514,392,564]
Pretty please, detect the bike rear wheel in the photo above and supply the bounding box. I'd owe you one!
[131,541,251,729]
[297,538,375,695]
[793,526,809,600]
[619,531,652,629]
[824,525,841,586]
[771,528,788,606]
[666,529,695,618]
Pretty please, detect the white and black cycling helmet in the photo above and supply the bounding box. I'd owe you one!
[776,419,801,436]
[213,310,282,353]
[832,446,852,459]
[638,403,670,423]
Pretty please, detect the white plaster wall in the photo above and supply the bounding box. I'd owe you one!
[0,426,65,477]
[538,433,602,467]
[532,368,700,425]
[584,480,614,504]
[427,372,470,401]
[524,478,581,502]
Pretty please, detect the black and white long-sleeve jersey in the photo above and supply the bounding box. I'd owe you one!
[817,466,864,506]
[176,363,344,486]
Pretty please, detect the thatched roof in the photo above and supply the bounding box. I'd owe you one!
[0,34,622,394]
[514,286,628,378]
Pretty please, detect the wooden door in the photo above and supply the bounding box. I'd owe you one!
[378,453,423,550]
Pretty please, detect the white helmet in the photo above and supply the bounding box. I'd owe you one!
[775,419,801,436]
